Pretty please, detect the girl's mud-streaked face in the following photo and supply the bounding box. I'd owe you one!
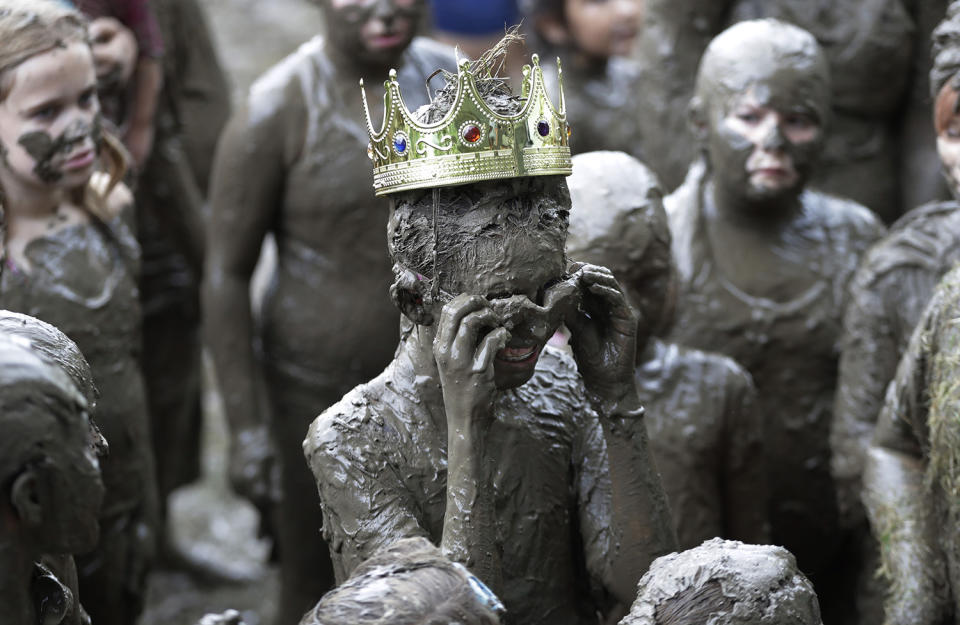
[0,41,101,192]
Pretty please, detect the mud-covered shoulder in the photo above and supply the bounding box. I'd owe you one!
[303,373,401,484]
[801,189,886,243]
[667,342,754,397]
[855,201,960,287]
[406,36,456,69]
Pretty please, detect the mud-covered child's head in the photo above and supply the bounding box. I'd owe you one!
[566,151,673,350]
[0,336,105,557]
[622,538,823,625]
[0,0,104,193]
[690,20,830,209]
[316,0,425,69]
[520,0,641,62]
[931,1,960,197]
[302,537,503,625]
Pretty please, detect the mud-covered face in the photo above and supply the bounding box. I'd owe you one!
[706,83,823,204]
[323,0,423,68]
[0,42,101,192]
[935,82,960,198]
[430,178,571,389]
[564,0,641,59]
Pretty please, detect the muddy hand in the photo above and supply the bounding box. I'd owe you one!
[228,424,277,510]
[433,294,511,429]
[566,263,639,404]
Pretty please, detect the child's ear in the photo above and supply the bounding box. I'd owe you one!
[389,266,435,326]
[687,97,709,144]
[536,13,570,47]
[10,469,43,527]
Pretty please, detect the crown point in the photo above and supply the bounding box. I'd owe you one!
[531,53,540,66]
[459,58,471,71]
[389,68,398,80]
[359,78,364,87]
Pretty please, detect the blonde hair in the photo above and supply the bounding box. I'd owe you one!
[0,0,128,230]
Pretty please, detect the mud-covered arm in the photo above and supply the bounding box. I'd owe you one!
[568,265,677,610]
[720,364,768,543]
[203,83,301,505]
[832,270,902,527]
[432,295,510,594]
[863,309,951,625]
[304,409,431,583]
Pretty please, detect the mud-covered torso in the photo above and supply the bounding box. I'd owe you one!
[254,37,452,380]
[310,347,610,625]
[665,171,883,566]
[542,58,644,159]
[638,339,760,548]
[0,215,150,517]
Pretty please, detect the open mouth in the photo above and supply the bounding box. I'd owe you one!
[496,344,540,364]
[64,149,95,171]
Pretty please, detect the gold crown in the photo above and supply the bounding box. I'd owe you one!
[362,53,572,196]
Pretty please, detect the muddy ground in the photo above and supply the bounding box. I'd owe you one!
[141,2,321,624]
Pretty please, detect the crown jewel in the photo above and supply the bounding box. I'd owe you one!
[362,53,572,196]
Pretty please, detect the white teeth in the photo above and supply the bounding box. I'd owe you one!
[499,347,536,362]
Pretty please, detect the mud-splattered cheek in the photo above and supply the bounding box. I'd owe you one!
[17,118,96,184]
[18,129,62,183]
[937,136,960,196]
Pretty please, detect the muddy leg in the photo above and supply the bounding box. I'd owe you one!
[265,363,336,625]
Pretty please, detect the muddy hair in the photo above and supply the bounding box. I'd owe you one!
[0,310,97,406]
[0,0,129,244]
[621,538,822,625]
[0,336,86,491]
[300,537,502,625]
[389,34,569,311]
[932,1,960,101]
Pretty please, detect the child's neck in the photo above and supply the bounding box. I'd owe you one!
[0,538,38,625]
[1,173,64,221]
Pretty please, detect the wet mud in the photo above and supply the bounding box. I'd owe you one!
[621,538,823,625]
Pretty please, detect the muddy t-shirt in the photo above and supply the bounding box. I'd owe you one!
[639,338,766,548]
[665,164,884,575]
[306,347,615,625]
[0,210,151,519]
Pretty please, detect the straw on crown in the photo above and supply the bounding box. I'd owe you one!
[362,52,571,196]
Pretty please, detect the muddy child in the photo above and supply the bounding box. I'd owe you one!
[203,1,453,620]
[520,0,644,158]
[565,150,767,549]
[0,2,156,622]
[304,46,676,625]
[635,0,945,221]
[0,335,106,625]
[662,19,884,621]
